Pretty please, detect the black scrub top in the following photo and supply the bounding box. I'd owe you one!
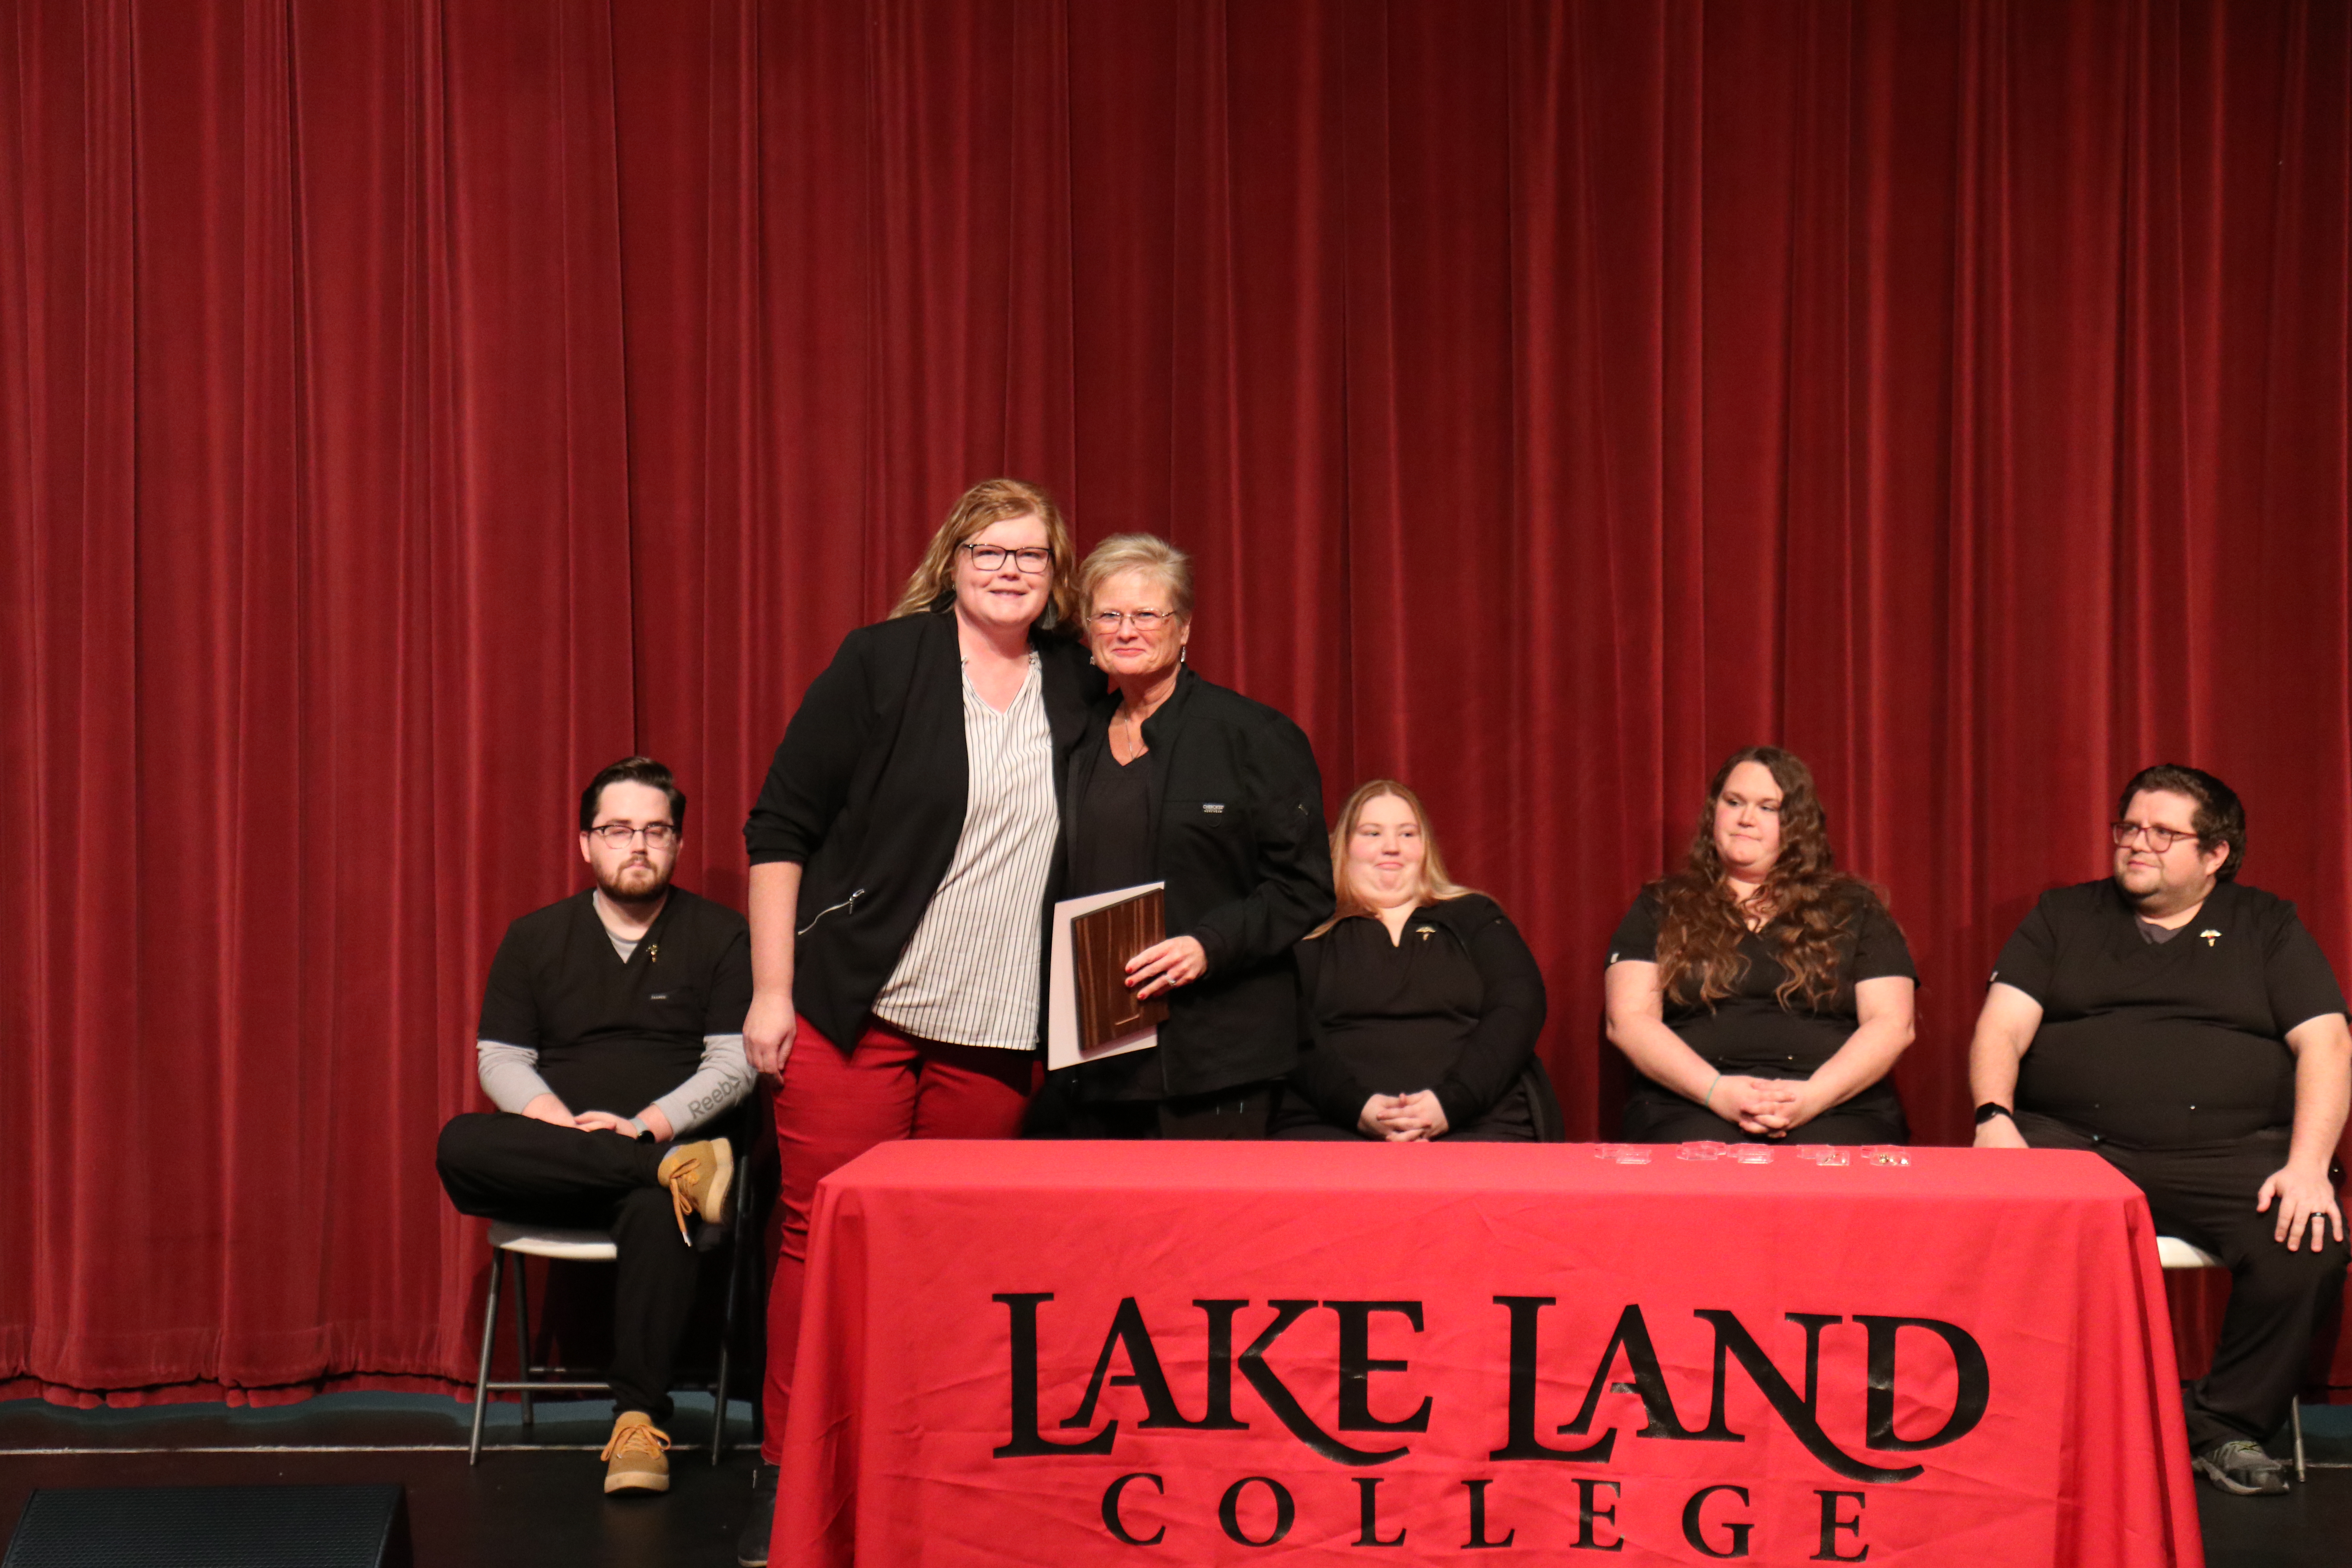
[1312,915,1485,1091]
[1066,732,1156,899]
[1062,730,1165,1102]
[1996,878,2347,1146]
[1608,884,1915,1078]
[1292,913,1539,1140]
[477,887,752,1116]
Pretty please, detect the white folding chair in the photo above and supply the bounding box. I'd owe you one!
[467,1172,755,1466]
[2155,1234,2305,1481]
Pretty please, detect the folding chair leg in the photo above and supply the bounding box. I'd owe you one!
[710,1343,733,1464]
[2292,1399,2305,1483]
[710,1221,749,1464]
[510,1251,536,1432]
[469,1247,505,1465]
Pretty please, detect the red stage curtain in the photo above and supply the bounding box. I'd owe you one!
[2,0,2345,1403]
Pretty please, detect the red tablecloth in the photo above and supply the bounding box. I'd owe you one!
[774,1142,2203,1567]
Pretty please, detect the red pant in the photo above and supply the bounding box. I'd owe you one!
[760,1013,1034,1462]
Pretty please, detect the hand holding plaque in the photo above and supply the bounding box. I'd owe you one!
[1047,881,1169,1070]
[1072,888,1172,1049]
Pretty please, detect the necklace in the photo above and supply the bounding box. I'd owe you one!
[1113,706,1149,760]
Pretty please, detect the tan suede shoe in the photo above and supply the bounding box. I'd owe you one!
[656,1137,734,1243]
[601,1410,672,1494]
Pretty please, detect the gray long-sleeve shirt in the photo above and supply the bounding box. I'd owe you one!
[475,920,753,1137]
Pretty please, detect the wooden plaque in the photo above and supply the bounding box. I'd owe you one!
[1071,888,1172,1050]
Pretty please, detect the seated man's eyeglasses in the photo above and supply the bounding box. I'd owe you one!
[959,543,1053,573]
[591,823,679,847]
[2111,821,2198,852]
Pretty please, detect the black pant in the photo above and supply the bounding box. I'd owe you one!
[1622,1082,1908,1146]
[1056,1082,1278,1140]
[436,1112,699,1425]
[1266,1080,1540,1142]
[2019,1113,2350,1451]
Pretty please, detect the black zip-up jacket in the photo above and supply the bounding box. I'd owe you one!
[742,608,1100,1051]
[1288,894,1550,1132]
[1063,668,1334,1098]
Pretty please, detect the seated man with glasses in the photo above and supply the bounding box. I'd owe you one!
[1970,764,2350,1497]
[436,756,754,1495]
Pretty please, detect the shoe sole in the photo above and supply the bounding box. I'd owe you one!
[700,1141,735,1226]
[605,1470,672,1495]
[2194,1458,2287,1497]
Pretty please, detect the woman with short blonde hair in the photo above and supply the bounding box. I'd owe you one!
[1038,532,1333,1138]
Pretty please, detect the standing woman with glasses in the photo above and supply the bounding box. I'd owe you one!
[1037,533,1334,1138]
[1603,746,1917,1144]
[737,479,1100,1557]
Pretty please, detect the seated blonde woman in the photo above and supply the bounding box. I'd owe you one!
[1272,780,1554,1142]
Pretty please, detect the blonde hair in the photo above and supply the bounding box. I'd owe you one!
[889,477,1079,629]
[1076,532,1195,623]
[1307,778,1481,938]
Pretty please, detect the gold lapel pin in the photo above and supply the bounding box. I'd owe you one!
[2198,929,2220,947]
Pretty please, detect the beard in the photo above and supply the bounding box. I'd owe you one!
[595,857,673,907]
[2115,860,2201,918]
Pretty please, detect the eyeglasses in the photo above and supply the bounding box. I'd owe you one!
[589,823,679,847]
[1089,609,1176,632]
[2111,821,2199,853]
[960,543,1053,574]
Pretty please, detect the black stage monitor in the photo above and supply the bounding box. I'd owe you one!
[3,1483,408,1568]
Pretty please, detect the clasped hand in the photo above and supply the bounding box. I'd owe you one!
[522,1096,666,1141]
[1710,1074,1818,1138]
[1358,1090,1450,1143]
[570,1109,641,1137]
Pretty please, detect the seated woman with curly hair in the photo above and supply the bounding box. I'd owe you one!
[1604,746,1915,1144]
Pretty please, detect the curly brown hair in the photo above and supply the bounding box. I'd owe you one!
[1652,746,1873,1011]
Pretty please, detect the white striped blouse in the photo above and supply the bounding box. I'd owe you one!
[870,653,1059,1049]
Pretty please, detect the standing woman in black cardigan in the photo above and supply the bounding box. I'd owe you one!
[737,479,1099,1524]
[1274,780,1552,1141]
[1047,533,1334,1138]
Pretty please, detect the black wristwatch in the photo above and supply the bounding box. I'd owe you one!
[1973,1103,2014,1127]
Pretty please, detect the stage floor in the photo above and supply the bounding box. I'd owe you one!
[0,1394,762,1567]
[0,1395,2345,1566]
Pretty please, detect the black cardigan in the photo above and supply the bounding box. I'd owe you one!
[742,608,1101,1050]
[1064,668,1334,1098]
[1288,894,1549,1131]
